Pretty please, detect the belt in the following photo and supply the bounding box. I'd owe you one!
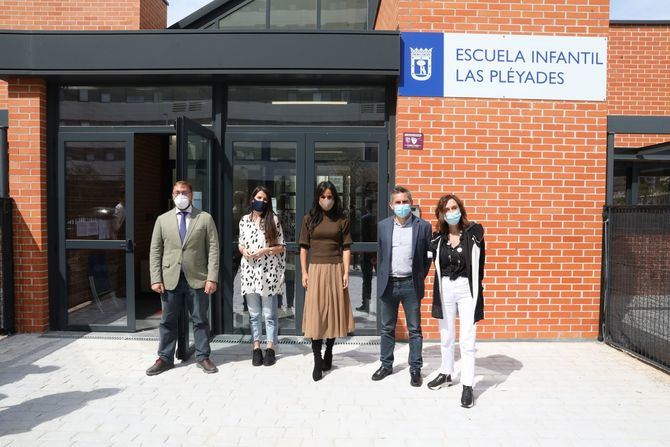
[389,276,412,282]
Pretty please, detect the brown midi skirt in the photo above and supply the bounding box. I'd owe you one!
[302,263,355,339]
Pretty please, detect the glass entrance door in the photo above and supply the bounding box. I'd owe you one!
[58,133,135,331]
[174,116,216,358]
[225,129,387,336]
[226,132,305,335]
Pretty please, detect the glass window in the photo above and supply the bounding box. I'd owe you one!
[67,249,127,327]
[638,168,670,205]
[315,141,378,242]
[232,141,298,333]
[65,141,126,240]
[59,86,213,127]
[227,86,385,126]
[186,129,212,212]
[321,0,367,30]
[347,251,377,330]
[270,0,316,29]
[218,0,267,29]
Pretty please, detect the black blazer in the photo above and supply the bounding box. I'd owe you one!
[376,214,432,300]
[431,222,486,322]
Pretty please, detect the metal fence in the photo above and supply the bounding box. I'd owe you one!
[602,206,670,372]
[0,197,14,334]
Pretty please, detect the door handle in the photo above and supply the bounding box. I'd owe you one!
[121,239,135,253]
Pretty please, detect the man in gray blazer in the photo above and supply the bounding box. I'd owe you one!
[371,185,432,387]
[146,181,220,375]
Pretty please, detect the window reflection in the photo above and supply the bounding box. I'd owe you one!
[315,142,378,242]
[59,86,213,126]
[321,0,367,30]
[65,142,126,240]
[270,0,317,29]
[348,251,377,330]
[232,141,298,334]
[227,86,385,126]
[218,0,266,29]
[67,249,127,327]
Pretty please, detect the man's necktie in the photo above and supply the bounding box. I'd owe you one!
[179,211,187,243]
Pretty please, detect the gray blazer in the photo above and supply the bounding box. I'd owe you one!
[376,214,432,300]
[149,207,220,291]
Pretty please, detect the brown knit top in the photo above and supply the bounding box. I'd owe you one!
[299,213,353,264]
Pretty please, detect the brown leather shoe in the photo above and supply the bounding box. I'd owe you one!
[146,358,173,376]
[197,358,218,374]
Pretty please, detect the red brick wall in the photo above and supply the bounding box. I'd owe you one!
[377,0,609,340]
[140,0,167,29]
[608,25,670,151]
[5,78,48,332]
[616,134,670,148]
[608,25,670,116]
[0,0,166,332]
[375,0,399,30]
[0,0,141,30]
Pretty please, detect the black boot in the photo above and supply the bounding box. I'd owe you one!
[322,338,335,371]
[461,385,474,408]
[356,300,369,312]
[311,339,323,381]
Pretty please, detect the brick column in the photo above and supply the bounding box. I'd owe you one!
[6,78,48,332]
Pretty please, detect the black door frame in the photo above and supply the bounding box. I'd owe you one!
[223,127,388,336]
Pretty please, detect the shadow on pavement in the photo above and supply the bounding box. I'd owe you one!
[0,388,121,436]
[0,336,83,392]
[474,354,523,398]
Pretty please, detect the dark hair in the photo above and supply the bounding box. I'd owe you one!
[435,194,470,233]
[307,180,343,233]
[389,185,413,203]
[249,186,280,246]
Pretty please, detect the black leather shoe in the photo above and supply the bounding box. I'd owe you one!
[252,348,263,366]
[410,370,423,387]
[263,348,276,366]
[356,303,369,312]
[197,358,218,374]
[461,385,474,408]
[427,373,452,390]
[371,366,392,381]
[146,358,173,376]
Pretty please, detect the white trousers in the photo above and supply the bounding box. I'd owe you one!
[438,276,477,386]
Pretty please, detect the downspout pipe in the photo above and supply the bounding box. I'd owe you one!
[0,110,8,198]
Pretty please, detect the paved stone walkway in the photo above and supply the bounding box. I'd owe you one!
[0,333,669,446]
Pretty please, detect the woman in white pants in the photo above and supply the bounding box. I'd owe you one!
[427,194,485,408]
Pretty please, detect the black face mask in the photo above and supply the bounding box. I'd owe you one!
[251,199,267,212]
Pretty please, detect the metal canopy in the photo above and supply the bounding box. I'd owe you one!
[0,30,399,78]
[607,115,670,134]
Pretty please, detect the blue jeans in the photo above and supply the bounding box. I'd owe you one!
[379,278,423,373]
[247,293,279,345]
[158,274,211,362]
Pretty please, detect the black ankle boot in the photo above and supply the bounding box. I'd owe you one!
[311,339,323,381]
[461,385,474,408]
[322,338,335,371]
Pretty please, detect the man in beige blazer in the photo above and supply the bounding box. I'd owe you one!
[146,181,220,375]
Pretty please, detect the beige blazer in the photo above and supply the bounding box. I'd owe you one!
[149,207,220,290]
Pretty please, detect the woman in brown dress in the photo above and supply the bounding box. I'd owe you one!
[299,180,355,381]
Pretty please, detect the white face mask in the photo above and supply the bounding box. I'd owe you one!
[319,198,334,211]
[174,194,190,210]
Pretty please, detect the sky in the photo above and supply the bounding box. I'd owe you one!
[167,0,670,26]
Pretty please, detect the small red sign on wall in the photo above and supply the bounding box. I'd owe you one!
[403,132,423,150]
